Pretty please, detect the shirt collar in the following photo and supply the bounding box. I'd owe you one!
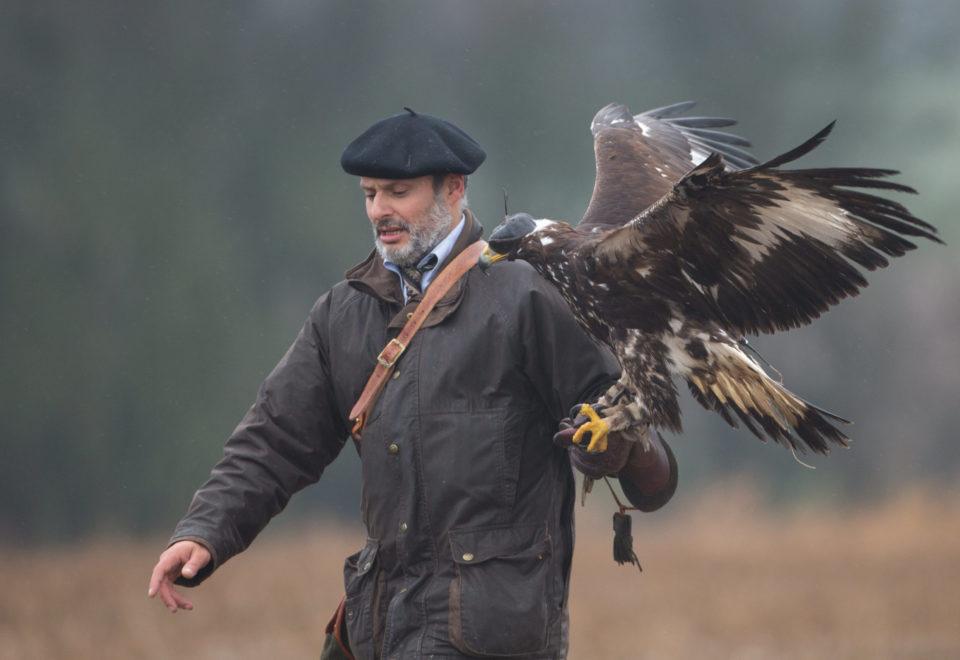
[383,212,466,303]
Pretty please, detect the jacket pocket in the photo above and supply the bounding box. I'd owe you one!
[343,538,379,659]
[448,523,553,657]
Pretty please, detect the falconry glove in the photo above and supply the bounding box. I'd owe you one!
[553,416,632,479]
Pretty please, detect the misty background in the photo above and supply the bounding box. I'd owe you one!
[3,0,958,545]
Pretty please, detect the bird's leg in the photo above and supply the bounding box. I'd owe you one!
[603,399,652,452]
[596,381,630,408]
[571,395,649,454]
[570,381,640,453]
[572,403,610,453]
[571,381,629,454]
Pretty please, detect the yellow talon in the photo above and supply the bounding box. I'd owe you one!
[571,403,609,453]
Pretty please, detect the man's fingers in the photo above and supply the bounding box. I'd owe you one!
[163,582,194,611]
[158,582,179,613]
[170,589,195,611]
[180,558,200,579]
[552,425,577,448]
[148,560,175,598]
[181,545,211,579]
[148,566,161,597]
[157,581,195,613]
[148,550,184,596]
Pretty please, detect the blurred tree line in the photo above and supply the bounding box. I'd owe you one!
[2,0,958,543]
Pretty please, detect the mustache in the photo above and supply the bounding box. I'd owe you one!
[375,218,411,233]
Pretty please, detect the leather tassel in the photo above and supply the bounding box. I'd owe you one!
[581,476,595,506]
[612,511,642,572]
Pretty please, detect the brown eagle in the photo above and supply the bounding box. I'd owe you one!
[479,101,941,455]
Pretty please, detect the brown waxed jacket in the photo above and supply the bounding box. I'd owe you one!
[169,210,624,659]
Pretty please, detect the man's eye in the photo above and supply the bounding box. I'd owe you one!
[392,190,407,197]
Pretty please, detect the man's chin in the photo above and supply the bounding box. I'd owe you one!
[376,238,415,265]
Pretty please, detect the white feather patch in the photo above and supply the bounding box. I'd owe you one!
[689,146,711,165]
[733,179,864,262]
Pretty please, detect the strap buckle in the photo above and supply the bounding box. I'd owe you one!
[377,338,406,368]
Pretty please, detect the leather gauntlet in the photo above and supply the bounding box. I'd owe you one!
[553,417,631,478]
[554,419,678,512]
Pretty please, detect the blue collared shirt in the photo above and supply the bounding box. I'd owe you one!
[383,213,466,304]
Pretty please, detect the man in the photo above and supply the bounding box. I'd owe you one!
[148,108,677,659]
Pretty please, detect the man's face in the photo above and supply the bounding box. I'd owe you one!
[361,175,457,266]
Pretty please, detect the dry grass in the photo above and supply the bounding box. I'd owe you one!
[3,484,959,659]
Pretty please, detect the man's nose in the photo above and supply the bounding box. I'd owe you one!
[368,192,393,221]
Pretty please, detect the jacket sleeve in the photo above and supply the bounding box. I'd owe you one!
[514,268,621,422]
[168,292,349,586]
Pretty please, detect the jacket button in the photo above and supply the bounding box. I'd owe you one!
[388,442,400,455]
[462,552,474,562]
[392,370,400,380]
[406,312,413,319]
[399,522,408,532]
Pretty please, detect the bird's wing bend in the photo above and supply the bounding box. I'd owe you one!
[578,101,758,233]
[593,122,942,336]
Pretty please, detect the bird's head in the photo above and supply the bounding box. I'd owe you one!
[479,212,538,270]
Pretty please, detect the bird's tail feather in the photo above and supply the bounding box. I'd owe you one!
[684,342,850,454]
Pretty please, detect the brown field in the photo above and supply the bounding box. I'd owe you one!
[3,484,959,659]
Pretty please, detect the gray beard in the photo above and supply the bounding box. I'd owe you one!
[373,195,454,267]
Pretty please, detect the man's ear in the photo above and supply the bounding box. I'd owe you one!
[445,174,466,203]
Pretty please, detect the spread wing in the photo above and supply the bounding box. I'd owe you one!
[592,122,943,336]
[578,101,759,233]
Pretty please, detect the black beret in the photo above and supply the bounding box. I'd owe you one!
[340,107,486,178]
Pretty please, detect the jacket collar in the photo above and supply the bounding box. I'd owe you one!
[345,208,486,329]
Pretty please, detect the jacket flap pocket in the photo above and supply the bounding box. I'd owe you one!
[449,523,549,565]
[355,538,380,576]
[447,523,555,656]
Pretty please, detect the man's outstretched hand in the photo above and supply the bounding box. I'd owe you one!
[148,540,211,613]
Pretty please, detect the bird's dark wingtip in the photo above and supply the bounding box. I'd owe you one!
[759,120,838,169]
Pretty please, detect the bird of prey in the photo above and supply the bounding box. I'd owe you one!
[479,101,941,455]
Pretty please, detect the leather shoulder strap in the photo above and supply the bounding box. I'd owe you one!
[349,240,486,439]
